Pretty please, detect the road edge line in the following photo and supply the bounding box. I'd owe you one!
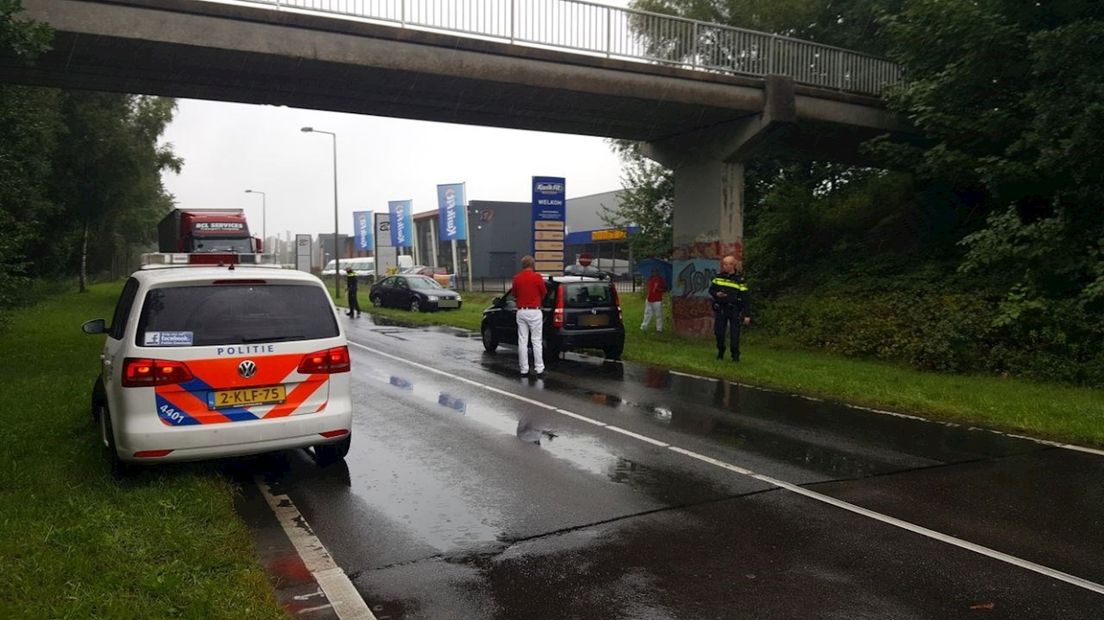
[255,476,377,620]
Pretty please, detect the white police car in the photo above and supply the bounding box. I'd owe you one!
[83,263,353,471]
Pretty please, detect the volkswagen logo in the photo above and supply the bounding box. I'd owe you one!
[238,360,257,378]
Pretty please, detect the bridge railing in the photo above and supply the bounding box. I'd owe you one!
[235,0,901,96]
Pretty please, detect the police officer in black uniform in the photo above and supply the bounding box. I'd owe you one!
[708,255,751,361]
[345,267,361,317]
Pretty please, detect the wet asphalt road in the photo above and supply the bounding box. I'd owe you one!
[258,316,1104,619]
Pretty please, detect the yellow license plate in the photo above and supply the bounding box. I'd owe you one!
[579,314,610,327]
[211,386,287,409]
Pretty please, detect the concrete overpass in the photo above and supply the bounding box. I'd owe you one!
[1,0,908,334]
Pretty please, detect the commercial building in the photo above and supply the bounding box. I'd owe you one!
[382,189,638,280]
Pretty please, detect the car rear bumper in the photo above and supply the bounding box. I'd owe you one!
[113,383,353,463]
[556,327,625,351]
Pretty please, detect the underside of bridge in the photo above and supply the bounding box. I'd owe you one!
[1,0,908,337]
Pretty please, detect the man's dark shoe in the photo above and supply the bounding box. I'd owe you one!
[535,371,546,379]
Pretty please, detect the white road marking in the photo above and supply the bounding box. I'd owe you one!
[256,477,377,620]
[349,340,1104,596]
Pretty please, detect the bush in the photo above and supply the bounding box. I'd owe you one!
[756,291,1104,386]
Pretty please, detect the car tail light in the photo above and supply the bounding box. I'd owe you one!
[122,358,194,387]
[298,346,351,374]
[611,285,623,322]
[553,285,565,328]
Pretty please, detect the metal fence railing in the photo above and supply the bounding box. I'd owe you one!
[219,0,902,96]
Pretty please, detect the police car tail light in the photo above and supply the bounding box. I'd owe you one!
[298,346,351,374]
[122,358,194,387]
[553,286,565,328]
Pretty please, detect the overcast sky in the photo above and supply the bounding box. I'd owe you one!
[160,0,634,241]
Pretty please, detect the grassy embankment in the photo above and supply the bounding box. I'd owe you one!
[0,283,284,619]
[335,285,1104,447]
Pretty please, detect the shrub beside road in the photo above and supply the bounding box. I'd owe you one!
[0,283,283,619]
[337,287,1104,448]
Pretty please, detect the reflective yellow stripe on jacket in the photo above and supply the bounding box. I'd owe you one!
[711,277,749,292]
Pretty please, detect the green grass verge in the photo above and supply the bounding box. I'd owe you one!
[335,286,1104,447]
[0,283,285,620]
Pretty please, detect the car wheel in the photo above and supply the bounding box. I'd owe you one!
[370,294,382,307]
[543,341,561,362]
[91,376,106,422]
[315,435,351,465]
[101,406,131,477]
[481,324,499,353]
[603,346,623,360]
[410,298,421,313]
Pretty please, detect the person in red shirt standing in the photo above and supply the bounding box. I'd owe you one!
[512,255,548,377]
[641,267,666,332]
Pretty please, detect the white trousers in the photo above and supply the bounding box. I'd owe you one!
[641,301,663,331]
[516,308,544,373]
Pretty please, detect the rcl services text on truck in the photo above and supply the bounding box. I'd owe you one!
[155,208,266,265]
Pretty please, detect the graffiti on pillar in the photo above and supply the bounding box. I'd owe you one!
[673,259,717,299]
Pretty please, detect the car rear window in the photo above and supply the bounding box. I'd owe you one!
[563,282,613,308]
[136,283,339,347]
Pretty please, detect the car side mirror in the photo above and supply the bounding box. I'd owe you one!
[82,318,106,335]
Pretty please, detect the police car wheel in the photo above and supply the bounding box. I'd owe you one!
[101,407,132,477]
[91,376,106,422]
[314,436,351,465]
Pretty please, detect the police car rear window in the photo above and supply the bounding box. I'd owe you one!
[563,283,613,308]
[136,284,339,347]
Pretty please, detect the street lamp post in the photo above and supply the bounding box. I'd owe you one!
[301,127,340,298]
[244,189,266,251]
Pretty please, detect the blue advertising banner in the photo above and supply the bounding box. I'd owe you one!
[531,176,566,272]
[436,183,467,241]
[353,211,372,250]
[388,200,413,248]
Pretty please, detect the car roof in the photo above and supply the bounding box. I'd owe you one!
[131,265,322,286]
[546,275,610,284]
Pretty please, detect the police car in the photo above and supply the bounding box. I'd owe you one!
[83,262,353,470]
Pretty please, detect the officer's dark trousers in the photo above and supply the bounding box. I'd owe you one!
[714,309,742,360]
[347,288,361,314]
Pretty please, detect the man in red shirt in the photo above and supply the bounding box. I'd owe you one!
[641,267,666,332]
[512,255,548,377]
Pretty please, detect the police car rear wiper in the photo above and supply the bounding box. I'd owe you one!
[241,335,301,343]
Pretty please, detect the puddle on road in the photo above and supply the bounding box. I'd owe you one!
[358,366,740,505]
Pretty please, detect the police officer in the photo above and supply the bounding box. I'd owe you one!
[709,255,751,361]
[345,267,362,317]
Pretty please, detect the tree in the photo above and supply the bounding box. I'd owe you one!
[49,94,180,291]
[601,143,674,259]
[874,1,1104,377]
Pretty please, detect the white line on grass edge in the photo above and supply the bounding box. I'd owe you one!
[256,476,377,620]
[350,340,1104,597]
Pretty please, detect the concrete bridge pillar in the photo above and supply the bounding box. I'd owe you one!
[644,76,797,336]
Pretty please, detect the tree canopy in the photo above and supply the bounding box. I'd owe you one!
[1,2,179,316]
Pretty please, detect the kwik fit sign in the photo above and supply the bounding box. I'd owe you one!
[436,183,467,241]
[531,176,566,273]
[388,200,413,248]
[353,211,372,250]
